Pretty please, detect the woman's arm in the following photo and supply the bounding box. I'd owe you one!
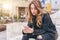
[41,13,57,40]
[43,13,57,34]
[34,13,57,40]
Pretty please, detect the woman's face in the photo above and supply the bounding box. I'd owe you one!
[30,4,38,16]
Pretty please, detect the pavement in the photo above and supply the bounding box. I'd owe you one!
[0,31,6,40]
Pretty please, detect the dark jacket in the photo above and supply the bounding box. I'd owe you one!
[23,13,57,40]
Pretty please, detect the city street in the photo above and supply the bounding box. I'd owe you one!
[0,0,60,40]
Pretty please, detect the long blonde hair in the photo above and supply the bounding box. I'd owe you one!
[27,0,43,28]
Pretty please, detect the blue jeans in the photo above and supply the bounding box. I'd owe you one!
[22,34,42,40]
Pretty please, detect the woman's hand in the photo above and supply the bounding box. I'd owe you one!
[23,26,34,33]
[37,35,42,39]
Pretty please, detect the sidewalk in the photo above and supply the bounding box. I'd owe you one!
[0,31,6,40]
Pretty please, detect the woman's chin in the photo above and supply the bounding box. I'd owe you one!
[32,14,36,16]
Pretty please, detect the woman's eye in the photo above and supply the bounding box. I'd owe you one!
[34,8,36,10]
[34,7,37,9]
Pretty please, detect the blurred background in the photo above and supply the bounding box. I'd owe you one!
[0,0,60,40]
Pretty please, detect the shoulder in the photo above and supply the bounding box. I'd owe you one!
[43,12,50,18]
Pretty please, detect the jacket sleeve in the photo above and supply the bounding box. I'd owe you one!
[27,22,33,28]
[33,13,57,40]
[42,13,57,40]
[43,13,56,33]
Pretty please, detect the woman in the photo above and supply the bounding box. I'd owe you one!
[22,0,57,40]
